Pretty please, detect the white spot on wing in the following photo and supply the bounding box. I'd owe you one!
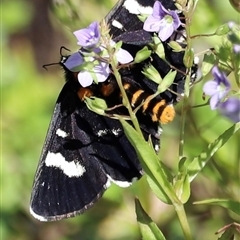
[112,19,123,29]
[107,174,132,188]
[97,129,108,137]
[45,152,86,177]
[97,128,121,137]
[104,178,111,188]
[111,128,121,136]
[29,207,48,222]
[56,128,68,138]
[158,126,163,135]
[123,0,153,15]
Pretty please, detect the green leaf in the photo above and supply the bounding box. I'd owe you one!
[168,41,183,52]
[215,23,230,36]
[114,40,123,51]
[146,176,172,204]
[174,174,191,204]
[178,157,188,173]
[137,14,148,22]
[152,36,165,59]
[119,118,179,204]
[157,70,176,93]
[183,48,194,68]
[201,52,216,77]
[187,123,240,182]
[142,64,163,84]
[135,198,166,240]
[85,97,108,115]
[194,199,240,215]
[134,46,152,63]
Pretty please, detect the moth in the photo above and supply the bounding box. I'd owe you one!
[30,0,197,221]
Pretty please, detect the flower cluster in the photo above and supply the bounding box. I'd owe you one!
[63,1,183,88]
[203,66,240,123]
[63,21,133,87]
[143,1,181,41]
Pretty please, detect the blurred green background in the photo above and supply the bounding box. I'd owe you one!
[1,0,239,239]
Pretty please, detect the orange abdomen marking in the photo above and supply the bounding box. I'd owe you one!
[131,90,144,107]
[77,88,93,101]
[100,83,115,97]
[158,104,175,124]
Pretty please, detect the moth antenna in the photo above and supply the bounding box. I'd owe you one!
[42,46,71,70]
[42,62,60,70]
[60,46,71,57]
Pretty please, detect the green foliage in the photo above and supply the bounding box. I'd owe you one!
[135,199,166,240]
[2,0,240,240]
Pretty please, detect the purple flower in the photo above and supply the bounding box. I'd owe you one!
[101,40,133,64]
[233,44,240,54]
[73,21,100,49]
[143,1,181,41]
[63,53,110,87]
[63,22,133,87]
[77,61,110,87]
[203,66,231,110]
[63,52,84,71]
[218,98,240,123]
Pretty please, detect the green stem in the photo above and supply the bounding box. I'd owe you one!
[103,31,144,137]
[112,65,144,138]
[179,97,187,159]
[174,203,193,240]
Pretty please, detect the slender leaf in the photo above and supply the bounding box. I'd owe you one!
[174,174,191,204]
[194,199,240,215]
[187,123,240,182]
[135,198,166,240]
[119,118,180,204]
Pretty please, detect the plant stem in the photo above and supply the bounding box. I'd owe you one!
[179,96,187,159]
[112,67,144,137]
[174,203,193,240]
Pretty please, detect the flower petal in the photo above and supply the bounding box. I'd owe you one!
[152,1,168,18]
[116,48,133,64]
[94,62,110,82]
[73,21,100,48]
[218,98,240,122]
[143,1,181,41]
[209,93,221,110]
[171,11,181,29]
[203,80,219,96]
[143,15,162,32]
[63,52,84,71]
[212,66,230,89]
[158,21,174,41]
[77,71,93,87]
[233,44,240,54]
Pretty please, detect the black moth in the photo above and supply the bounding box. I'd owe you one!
[30,0,197,221]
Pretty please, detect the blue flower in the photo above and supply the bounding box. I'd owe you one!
[233,44,240,54]
[77,60,110,87]
[63,52,84,71]
[101,40,133,64]
[63,53,110,87]
[143,1,181,41]
[203,66,231,110]
[73,21,100,49]
[64,22,133,87]
[218,98,240,123]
